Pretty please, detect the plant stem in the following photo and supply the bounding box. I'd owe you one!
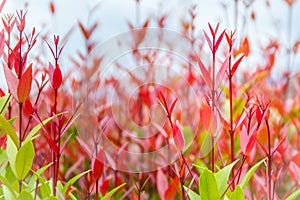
[95,178,99,200]
[211,33,216,173]
[265,119,272,200]
[228,39,235,189]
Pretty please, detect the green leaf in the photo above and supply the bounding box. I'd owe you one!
[28,162,52,190]
[230,186,245,200]
[0,95,11,116]
[184,186,201,200]
[199,169,219,200]
[23,116,55,144]
[15,140,35,180]
[182,126,194,154]
[2,185,16,200]
[0,115,19,148]
[62,170,91,195]
[16,190,33,200]
[101,183,126,200]
[240,158,266,189]
[286,189,300,200]
[6,137,18,177]
[215,159,239,195]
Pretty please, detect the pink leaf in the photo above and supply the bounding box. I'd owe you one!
[157,170,168,200]
[3,66,18,100]
[215,55,229,88]
[203,30,213,52]
[196,56,212,90]
[172,120,185,151]
[169,98,178,115]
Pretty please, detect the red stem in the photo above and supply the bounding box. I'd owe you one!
[266,119,273,200]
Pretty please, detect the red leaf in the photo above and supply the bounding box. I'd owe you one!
[0,88,5,97]
[100,178,110,195]
[78,21,89,39]
[231,54,245,76]
[208,22,214,37]
[214,30,225,53]
[49,1,55,14]
[172,120,185,151]
[164,177,180,200]
[23,99,33,116]
[291,152,300,168]
[225,32,232,46]
[17,64,32,103]
[169,98,178,116]
[3,66,18,100]
[256,106,262,124]
[92,149,105,179]
[49,63,62,90]
[47,136,59,155]
[157,170,168,200]
[196,56,212,90]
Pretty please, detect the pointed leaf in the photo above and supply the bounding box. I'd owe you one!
[286,189,300,200]
[184,186,201,200]
[240,158,266,188]
[203,31,213,52]
[214,30,225,53]
[230,185,245,200]
[62,170,91,195]
[92,149,105,179]
[172,120,185,151]
[169,98,178,115]
[3,66,18,100]
[196,56,212,90]
[15,140,34,180]
[17,64,32,103]
[215,159,239,195]
[208,23,214,37]
[23,115,55,144]
[0,94,11,116]
[199,169,219,200]
[231,55,244,76]
[101,183,126,200]
[16,190,33,200]
[0,115,19,147]
[215,55,229,88]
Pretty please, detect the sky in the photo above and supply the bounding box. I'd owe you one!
[1,0,300,89]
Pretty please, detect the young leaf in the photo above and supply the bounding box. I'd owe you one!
[230,185,245,200]
[16,190,33,200]
[52,65,62,90]
[214,30,225,53]
[172,120,185,151]
[3,66,18,101]
[240,158,266,188]
[215,159,239,195]
[17,64,32,103]
[0,115,19,148]
[203,31,213,52]
[286,189,300,200]
[215,55,229,88]
[101,183,126,200]
[157,169,168,200]
[184,186,201,200]
[23,115,55,144]
[62,170,91,195]
[199,169,220,200]
[0,94,11,116]
[196,56,212,90]
[231,55,244,76]
[92,149,105,179]
[15,140,34,180]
